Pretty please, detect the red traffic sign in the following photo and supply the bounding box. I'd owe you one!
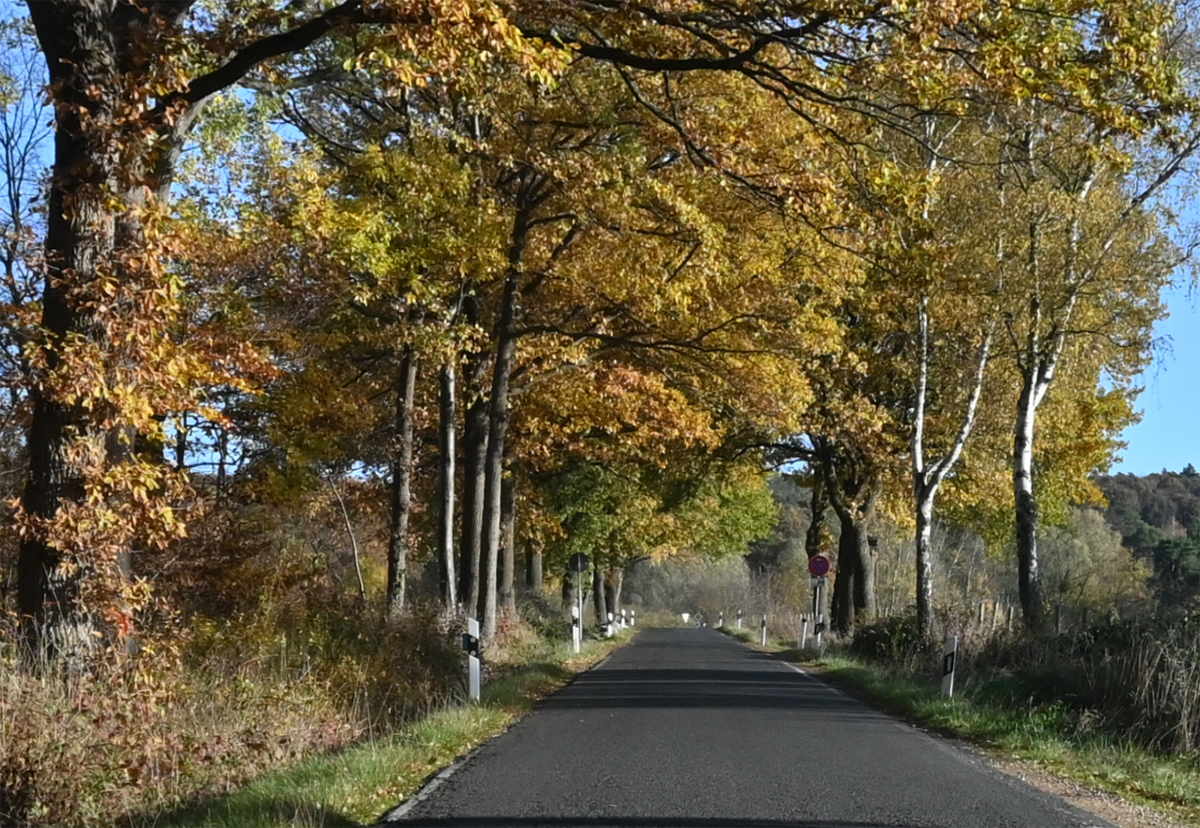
[808,554,831,577]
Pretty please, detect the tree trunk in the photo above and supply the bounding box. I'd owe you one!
[458,342,489,614]
[608,567,624,619]
[499,470,517,618]
[386,350,418,620]
[592,566,608,628]
[1014,373,1044,629]
[525,539,543,591]
[831,513,858,636]
[174,413,188,471]
[478,209,529,641]
[852,492,877,623]
[805,477,827,559]
[909,287,992,641]
[915,494,935,641]
[438,362,457,609]
[17,4,125,660]
[561,567,576,611]
[216,425,229,500]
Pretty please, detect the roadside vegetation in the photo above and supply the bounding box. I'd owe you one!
[1,591,627,828]
[147,630,626,828]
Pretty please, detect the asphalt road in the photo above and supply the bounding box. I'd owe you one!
[379,627,1110,828]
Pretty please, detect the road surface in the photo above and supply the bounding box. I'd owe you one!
[380,627,1109,828]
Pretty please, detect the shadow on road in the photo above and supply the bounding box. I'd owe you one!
[386,818,914,827]
[540,667,873,714]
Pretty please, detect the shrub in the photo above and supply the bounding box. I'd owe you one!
[850,610,929,669]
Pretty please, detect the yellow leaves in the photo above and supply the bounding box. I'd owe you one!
[352,0,570,91]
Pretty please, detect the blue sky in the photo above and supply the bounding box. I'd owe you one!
[1113,283,1200,475]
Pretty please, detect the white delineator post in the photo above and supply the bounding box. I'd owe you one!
[941,635,958,698]
[577,572,585,643]
[736,610,743,629]
[760,614,767,646]
[631,610,636,627]
[799,616,809,650]
[571,605,581,654]
[606,612,614,637]
[466,617,481,703]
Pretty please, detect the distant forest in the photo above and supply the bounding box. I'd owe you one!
[1096,466,1200,607]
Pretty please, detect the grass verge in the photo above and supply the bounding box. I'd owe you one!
[809,654,1200,825]
[142,633,628,828]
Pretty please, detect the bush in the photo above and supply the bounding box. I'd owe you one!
[849,610,929,668]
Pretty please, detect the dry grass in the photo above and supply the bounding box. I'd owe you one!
[0,590,626,828]
[0,603,461,828]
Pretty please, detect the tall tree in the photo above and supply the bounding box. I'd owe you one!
[998,116,1186,628]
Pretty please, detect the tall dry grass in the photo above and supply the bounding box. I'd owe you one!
[850,610,1200,757]
[0,598,465,828]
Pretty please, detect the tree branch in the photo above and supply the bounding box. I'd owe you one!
[160,1,375,112]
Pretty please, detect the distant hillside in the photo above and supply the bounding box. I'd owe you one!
[1096,466,1200,605]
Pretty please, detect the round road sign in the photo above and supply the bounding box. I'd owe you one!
[808,554,831,578]
[569,553,591,573]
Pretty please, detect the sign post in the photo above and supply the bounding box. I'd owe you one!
[463,618,481,702]
[941,635,958,698]
[808,554,830,650]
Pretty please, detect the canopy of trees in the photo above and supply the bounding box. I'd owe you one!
[0,0,1196,666]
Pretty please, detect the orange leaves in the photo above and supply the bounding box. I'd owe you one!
[518,360,718,468]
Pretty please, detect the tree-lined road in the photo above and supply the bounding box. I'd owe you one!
[380,628,1108,828]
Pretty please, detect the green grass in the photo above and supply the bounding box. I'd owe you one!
[718,625,755,643]
[143,635,627,828]
[809,652,1200,825]
[716,622,802,655]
